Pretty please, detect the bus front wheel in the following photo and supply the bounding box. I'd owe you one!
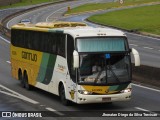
[59,84,69,106]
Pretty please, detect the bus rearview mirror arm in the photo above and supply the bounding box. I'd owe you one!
[73,50,79,68]
[131,48,140,66]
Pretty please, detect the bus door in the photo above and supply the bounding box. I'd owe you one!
[66,35,77,102]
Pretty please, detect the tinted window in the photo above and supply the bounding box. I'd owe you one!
[11,29,66,57]
[67,35,76,81]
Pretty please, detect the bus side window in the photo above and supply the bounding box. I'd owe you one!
[57,34,65,57]
[67,35,76,81]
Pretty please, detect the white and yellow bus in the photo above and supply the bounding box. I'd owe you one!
[11,21,140,105]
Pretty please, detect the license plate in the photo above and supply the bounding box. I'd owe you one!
[102,97,111,102]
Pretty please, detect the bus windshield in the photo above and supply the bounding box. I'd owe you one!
[76,37,131,85]
[77,37,128,52]
[79,53,131,85]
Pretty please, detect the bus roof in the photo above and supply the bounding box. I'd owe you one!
[62,27,126,38]
[12,21,126,38]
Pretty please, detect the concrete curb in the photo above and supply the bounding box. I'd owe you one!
[86,19,160,39]
[64,1,160,16]
[64,8,105,17]
[132,64,160,88]
[65,2,160,39]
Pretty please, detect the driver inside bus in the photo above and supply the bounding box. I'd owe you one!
[92,61,101,74]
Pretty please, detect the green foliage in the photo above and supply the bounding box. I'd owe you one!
[0,0,58,9]
[88,4,160,35]
[66,0,160,15]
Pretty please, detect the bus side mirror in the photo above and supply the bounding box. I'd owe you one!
[73,50,79,68]
[131,48,140,66]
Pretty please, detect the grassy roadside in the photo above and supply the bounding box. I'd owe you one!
[65,0,160,15]
[88,4,160,35]
[0,0,58,9]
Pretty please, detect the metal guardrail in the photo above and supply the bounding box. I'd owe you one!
[132,64,160,87]
[0,0,69,38]
[0,23,11,38]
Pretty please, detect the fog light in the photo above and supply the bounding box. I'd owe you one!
[121,88,131,93]
[78,90,93,95]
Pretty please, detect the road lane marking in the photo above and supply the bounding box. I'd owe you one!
[129,44,138,46]
[143,47,153,50]
[6,61,11,64]
[46,7,66,22]
[126,32,160,41]
[135,107,160,116]
[0,84,39,104]
[132,83,160,93]
[40,105,45,107]
[46,1,92,22]
[45,107,64,116]
[0,84,64,115]
[0,36,10,44]
[82,18,160,41]
[135,107,150,112]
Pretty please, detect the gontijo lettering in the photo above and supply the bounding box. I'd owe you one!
[22,51,37,62]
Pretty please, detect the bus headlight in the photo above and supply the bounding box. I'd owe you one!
[78,90,93,95]
[121,88,131,93]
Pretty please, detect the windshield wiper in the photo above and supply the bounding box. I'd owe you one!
[107,65,120,83]
[94,70,103,83]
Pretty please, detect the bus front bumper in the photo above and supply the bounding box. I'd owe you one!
[77,92,131,104]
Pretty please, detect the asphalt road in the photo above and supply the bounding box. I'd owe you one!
[0,0,160,119]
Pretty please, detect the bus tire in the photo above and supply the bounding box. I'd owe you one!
[23,73,31,90]
[106,102,113,105]
[59,84,69,106]
[19,70,25,88]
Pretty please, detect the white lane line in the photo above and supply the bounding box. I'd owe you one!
[6,61,11,64]
[0,84,39,104]
[129,44,138,46]
[40,105,45,107]
[0,90,38,104]
[46,1,92,22]
[132,83,160,93]
[135,107,150,112]
[135,107,160,116]
[0,36,10,44]
[126,32,160,41]
[45,107,64,116]
[46,7,66,22]
[143,47,153,50]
